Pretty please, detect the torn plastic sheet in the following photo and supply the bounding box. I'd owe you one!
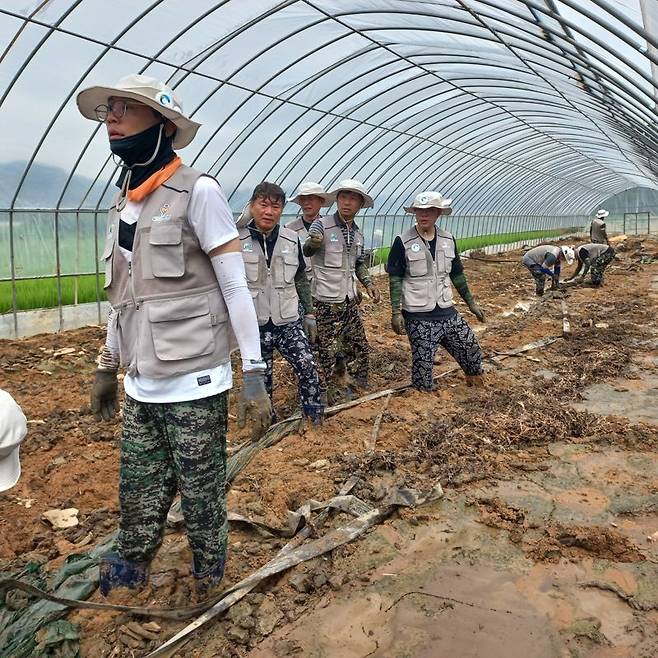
[225,494,374,538]
[146,483,444,658]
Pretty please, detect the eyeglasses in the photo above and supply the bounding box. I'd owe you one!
[94,99,143,122]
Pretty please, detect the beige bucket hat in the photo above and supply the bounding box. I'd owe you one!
[404,191,453,215]
[290,182,335,206]
[0,389,27,493]
[328,179,374,209]
[596,209,609,219]
[76,74,201,149]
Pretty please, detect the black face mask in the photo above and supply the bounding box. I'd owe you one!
[112,122,176,190]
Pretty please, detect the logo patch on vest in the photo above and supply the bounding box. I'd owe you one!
[197,375,211,386]
[242,242,253,252]
[411,243,421,252]
[153,203,171,222]
[329,232,339,242]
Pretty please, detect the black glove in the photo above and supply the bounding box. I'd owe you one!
[90,370,119,421]
[237,369,273,439]
[467,299,486,323]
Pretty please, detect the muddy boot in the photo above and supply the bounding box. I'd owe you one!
[99,552,150,597]
[302,402,325,426]
[535,281,545,296]
[193,558,226,600]
[465,374,485,388]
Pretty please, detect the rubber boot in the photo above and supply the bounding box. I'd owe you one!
[193,557,226,599]
[302,402,325,426]
[535,281,545,296]
[465,374,485,388]
[99,552,149,597]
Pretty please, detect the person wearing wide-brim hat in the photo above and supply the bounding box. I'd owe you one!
[589,208,610,245]
[387,191,486,390]
[77,74,272,599]
[563,242,616,287]
[0,389,27,494]
[287,182,335,286]
[302,179,380,403]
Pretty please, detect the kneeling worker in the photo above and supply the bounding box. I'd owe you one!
[239,182,324,425]
[387,191,486,391]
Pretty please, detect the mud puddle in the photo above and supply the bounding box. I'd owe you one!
[248,442,658,658]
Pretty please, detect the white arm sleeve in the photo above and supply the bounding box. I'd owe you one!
[99,308,120,370]
[211,252,264,371]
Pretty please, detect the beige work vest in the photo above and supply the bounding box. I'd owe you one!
[102,166,233,379]
[239,225,300,326]
[310,214,363,303]
[522,245,561,267]
[287,216,315,283]
[400,226,454,312]
[581,243,611,260]
[590,218,607,243]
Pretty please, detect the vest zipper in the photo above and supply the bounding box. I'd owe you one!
[128,261,140,310]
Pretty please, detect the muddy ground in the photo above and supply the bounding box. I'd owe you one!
[1,235,657,658]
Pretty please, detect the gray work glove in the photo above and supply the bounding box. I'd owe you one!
[366,284,381,304]
[303,314,317,343]
[307,231,323,249]
[391,311,405,335]
[90,370,119,421]
[467,299,486,323]
[237,369,272,439]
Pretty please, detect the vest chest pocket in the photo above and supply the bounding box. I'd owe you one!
[324,240,344,268]
[149,221,184,277]
[406,249,429,277]
[272,253,297,287]
[242,251,261,284]
[147,294,215,361]
[101,235,114,288]
[435,240,454,273]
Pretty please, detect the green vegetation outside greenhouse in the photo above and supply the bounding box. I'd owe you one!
[0,228,574,314]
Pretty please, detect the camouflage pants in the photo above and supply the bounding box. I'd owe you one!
[525,263,553,295]
[590,248,615,285]
[260,319,322,408]
[406,314,483,391]
[315,297,369,393]
[116,393,228,577]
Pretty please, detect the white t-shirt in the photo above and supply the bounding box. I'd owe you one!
[106,175,239,403]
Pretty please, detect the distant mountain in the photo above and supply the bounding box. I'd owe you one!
[0,161,113,209]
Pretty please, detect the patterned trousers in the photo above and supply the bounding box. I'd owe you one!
[590,248,615,285]
[315,298,369,392]
[116,393,228,577]
[405,314,483,391]
[260,319,322,409]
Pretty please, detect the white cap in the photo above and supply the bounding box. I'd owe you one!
[561,245,575,265]
[76,74,201,149]
[328,179,374,209]
[0,390,27,492]
[596,209,609,219]
[290,182,335,206]
[404,191,453,215]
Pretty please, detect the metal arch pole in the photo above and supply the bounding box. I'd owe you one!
[56,0,236,208]
[299,3,636,188]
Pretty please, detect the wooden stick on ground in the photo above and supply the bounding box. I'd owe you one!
[561,299,571,336]
[365,393,391,453]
